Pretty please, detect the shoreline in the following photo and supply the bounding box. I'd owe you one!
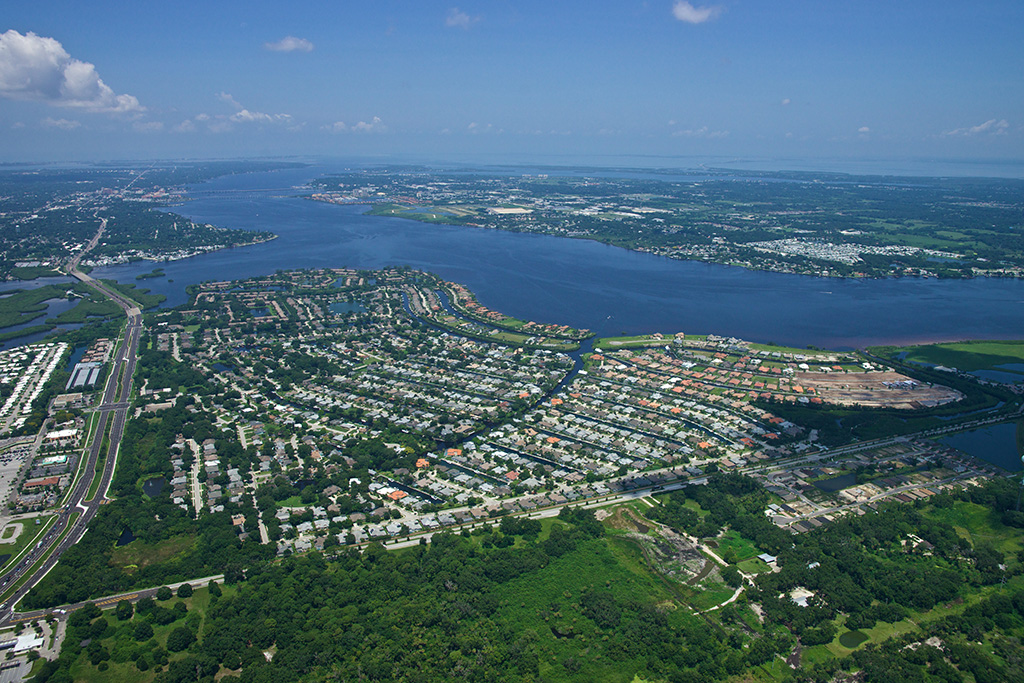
[308,195,1024,282]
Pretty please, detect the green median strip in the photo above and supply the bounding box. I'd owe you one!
[62,412,102,505]
[84,420,112,503]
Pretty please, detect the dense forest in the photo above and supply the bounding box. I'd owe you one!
[32,469,1024,682]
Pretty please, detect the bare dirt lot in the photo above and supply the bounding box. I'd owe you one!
[797,371,962,408]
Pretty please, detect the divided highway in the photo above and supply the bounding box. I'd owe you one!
[0,238,142,626]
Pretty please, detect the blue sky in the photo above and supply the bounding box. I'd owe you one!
[1,1,1021,167]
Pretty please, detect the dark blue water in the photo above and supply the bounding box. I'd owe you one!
[0,296,83,351]
[65,344,87,371]
[83,166,1024,350]
[813,473,858,493]
[969,362,1024,384]
[940,423,1022,472]
[142,477,166,497]
[0,276,74,294]
[971,369,1024,384]
[116,528,136,546]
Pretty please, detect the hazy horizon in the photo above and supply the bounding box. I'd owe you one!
[2,2,1021,169]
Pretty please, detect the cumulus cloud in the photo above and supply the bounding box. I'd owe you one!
[352,116,386,133]
[322,121,348,133]
[446,8,479,29]
[230,108,291,124]
[781,98,791,106]
[173,94,293,133]
[672,2,722,24]
[671,125,728,139]
[217,92,291,125]
[942,118,1010,137]
[0,30,143,114]
[264,36,314,53]
[858,126,870,133]
[323,117,385,133]
[41,116,80,130]
[216,92,243,109]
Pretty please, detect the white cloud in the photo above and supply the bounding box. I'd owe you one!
[41,117,80,130]
[172,119,197,133]
[858,126,870,133]
[672,2,722,24]
[264,36,314,53]
[781,98,791,106]
[216,92,292,125]
[323,117,385,133]
[942,118,1009,137]
[0,30,143,114]
[216,92,243,109]
[671,126,728,139]
[352,116,386,133]
[230,108,291,124]
[11,121,25,129]
[446,8,480,29]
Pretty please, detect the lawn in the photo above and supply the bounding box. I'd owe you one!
[593,334,693,350]
[276,495,304,508]
[0,515,55,572]
[737,557,771,575]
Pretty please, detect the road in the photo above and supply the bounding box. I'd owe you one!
[187,439,202,519]
[0,224,143,627]
[4,575,224,628]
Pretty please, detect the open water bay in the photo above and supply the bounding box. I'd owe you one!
[91,166,1024,350]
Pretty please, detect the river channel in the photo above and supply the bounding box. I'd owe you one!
[83,164,1024,350]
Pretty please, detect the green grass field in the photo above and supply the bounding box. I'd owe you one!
[900,340,1024,373]
[0,515,55,572]
[923,500,1024,555]
[109,534,197,575]
[716,530,763,563]
[589,335,675,352]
